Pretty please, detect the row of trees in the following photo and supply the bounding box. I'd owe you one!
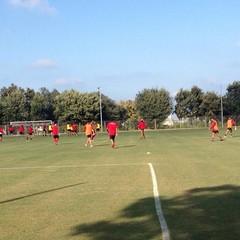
[0,81,240,125]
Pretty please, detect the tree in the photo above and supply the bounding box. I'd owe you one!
[188,86,204,118]
[54,89,83,122]
[100,94,127,121]
[174,86,204,119]
[1,86,29,122]
[174,88,191,119]
[31,88,59,120]
[135,88,173,122]
[224,81,240,117]
[199,91,221,117]
[119,100,139,121]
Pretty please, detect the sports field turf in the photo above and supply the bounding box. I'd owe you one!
[1,129,240,240]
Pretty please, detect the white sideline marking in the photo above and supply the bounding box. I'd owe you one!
[0,162,147,170]
[148,163,170,240]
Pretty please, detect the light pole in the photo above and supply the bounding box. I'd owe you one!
[220,85,224,128]
[98,87,103,132]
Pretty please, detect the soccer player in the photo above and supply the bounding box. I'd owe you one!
[96,123,101,132]
[90,121,97,141]
[27,125,34,140]
[67,123,72,136]
[18,125,25,138]
[224,117,235,138]
[72,123,78,136]
[8,125,14,136]
[48,124,52,136]
[42,124,47,136]
[106,119,118,148]
[84,120,93,147]
[137,118,147,139]
[52,122,59,145]
[0,126,6,142]
[209,118,223,141]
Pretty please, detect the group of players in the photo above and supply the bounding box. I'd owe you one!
[209,117,236,141]
[0,119,121,148]
[0,117,236,144]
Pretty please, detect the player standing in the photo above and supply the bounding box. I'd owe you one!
[52,122,59,145]
[18,125,25,138]
[137,118,147,139]
[0,126,6,142]
[84,120,93,147]
[106,119,118,148]
[8,125,15,136]
[27,125,34,140]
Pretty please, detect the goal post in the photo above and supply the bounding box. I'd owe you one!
[10,120,53,127]
[9,120,53,135]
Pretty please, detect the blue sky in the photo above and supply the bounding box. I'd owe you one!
[1,0,240,101]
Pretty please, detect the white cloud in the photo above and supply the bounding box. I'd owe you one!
[8,0,57,14]
[30,59,57,68]
[54,77,83,86]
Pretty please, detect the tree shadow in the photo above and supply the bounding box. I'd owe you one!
[70,184,240,240]
[0,182,86,204]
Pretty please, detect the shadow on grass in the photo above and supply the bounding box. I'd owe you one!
[70,184,240,240]
[115,144,136,149]
[0,182,86,204]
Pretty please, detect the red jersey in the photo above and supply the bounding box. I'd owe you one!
[18,125,24,133]
[0,127,4,134]
[138,120,146,130]
[8,126,14,132]
[28,126,33,134]
[107,121,118,136]
[72,124,78,132]
[210,120,218,131]
[52,124,59,136]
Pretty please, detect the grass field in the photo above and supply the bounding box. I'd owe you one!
[1,129,240,240]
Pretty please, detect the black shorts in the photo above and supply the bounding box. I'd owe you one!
[86,134,91,138]
[212,130,219,134]
[109,135,115,140]
[53,135,59,139]
[0,133,2,137]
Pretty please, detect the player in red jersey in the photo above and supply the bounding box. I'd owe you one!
[0,126,6,142]
[52,122,59,145]
[8,125,15,136]
[209,118,223,141]
[27,125,34,140]
[106,119,118,148]
[137,118,147,139]
[18,125,25,138]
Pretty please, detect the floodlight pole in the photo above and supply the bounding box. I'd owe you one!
[98,87,103,132]
[220,85,224,128]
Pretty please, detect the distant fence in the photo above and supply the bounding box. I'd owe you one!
[2,116,239,135]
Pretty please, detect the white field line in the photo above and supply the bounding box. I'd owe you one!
[148,163,170,240]
[0,162,147,170]
[1,161,170,240]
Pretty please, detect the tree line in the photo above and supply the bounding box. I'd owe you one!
[0,81,240,125]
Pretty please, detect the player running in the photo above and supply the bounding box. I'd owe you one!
[209,118,223,141]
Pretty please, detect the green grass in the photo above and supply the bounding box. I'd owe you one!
[1,129,240,240]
